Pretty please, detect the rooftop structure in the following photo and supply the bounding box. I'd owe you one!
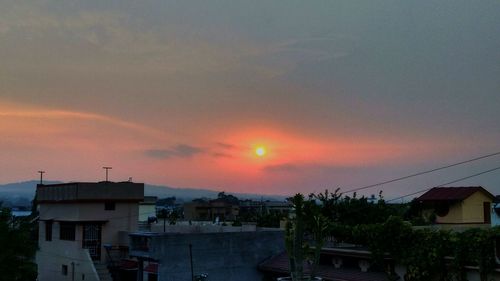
[418,186,494,202]
[416,186,494,226]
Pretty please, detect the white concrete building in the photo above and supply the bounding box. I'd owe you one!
[138,196,157,222]
[36,181,144,281]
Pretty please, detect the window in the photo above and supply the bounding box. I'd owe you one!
[45,221,52,241]
[104,202,116,211]
[59,222,76,241]
[62,264,68,276]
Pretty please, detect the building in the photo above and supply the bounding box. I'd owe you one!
[259,245,500,281]
[491,195,500,226]
[36,181,144,281]
[239,200,292,216]
[259,248,388,281]
[416,186,494,226]
[139,196,158,222]
[183,198,239,221]
[129,229,285,281]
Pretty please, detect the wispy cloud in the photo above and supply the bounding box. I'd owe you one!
[263,163,299,173]
[145,144,205,159]
[263,162,365,174]
[212,152,233,159]
[216,142,235,150]
[0,109,168,139]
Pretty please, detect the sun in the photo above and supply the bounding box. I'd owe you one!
[255,146,267,157]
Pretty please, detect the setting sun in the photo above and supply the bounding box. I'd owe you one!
[255,147,266,157]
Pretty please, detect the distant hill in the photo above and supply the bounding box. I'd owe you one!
[0,180,285,206]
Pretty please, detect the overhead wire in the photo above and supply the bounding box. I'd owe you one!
[386,165,500,203]
[340,151,500,195]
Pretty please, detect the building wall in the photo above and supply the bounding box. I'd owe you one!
[133,230,285,281]
[434,203,463,224]
[37,201,139,281]
[40,202,139,258]
[37,222,99,281]
[461,191,492,223]
[491,205,500,226]
[431,191,493,224]
[37,182,143,202]
[139,204,157,222]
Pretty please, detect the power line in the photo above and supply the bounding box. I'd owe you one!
[341,151,500,194]
[386,165,500,203]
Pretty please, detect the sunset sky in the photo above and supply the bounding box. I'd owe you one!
[1,1,500,197]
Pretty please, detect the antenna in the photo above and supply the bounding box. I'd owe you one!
[38,171,45,185]
[103,167,112,182]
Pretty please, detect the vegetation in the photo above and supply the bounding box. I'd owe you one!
[314,189,406,226]
[330,216,500,281]
[0,204,37,281]
[157,208,181,225]
[216,191,239,205]
[284,194,330,281]
[283,190,500,281]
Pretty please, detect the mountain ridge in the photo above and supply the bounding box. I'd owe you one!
[0,180,285,205]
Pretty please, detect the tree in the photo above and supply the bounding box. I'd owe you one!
[284,194,328,281]
[0,205,37,281]
[217,192,239,205]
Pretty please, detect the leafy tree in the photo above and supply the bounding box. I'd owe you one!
[313,189,406,226]
[284,194,330,281]
[0,205,37,281]
[216,191,239,205]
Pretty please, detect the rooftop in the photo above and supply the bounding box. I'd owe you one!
[36,181,144,203]
[259,251,387,281]
[417,186,494,202]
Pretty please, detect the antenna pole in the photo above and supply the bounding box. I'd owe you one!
[103,167,112,182]
[38,171,45,185]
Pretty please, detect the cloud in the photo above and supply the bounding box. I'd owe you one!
[263,163,300,173]
[215,142,235,150]
[211,152,233,159]
[263,162,365,174]
[145,144,205,159]
[0,109,168,140]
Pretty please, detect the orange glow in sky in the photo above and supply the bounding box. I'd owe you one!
[255,146,266,157]
[0,101,492,196]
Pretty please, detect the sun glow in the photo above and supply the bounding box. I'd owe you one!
[255,146,266,157]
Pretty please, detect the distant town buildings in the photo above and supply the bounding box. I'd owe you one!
[239,199,292,215]
[183,198,240,221]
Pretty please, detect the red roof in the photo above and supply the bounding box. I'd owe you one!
[144,263,158,274]
[417,186,494,202]
[119,259,138,270]
[259,252,387,281]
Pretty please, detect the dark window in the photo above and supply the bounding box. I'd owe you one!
[59,222,76,241]
[62,264,68,276]
[484,202,491,224]
[104,202,116,211]
[45,221,52,241]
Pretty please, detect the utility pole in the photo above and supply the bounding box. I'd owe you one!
[102,167,112,181]
[189,244,194,281]
[38,171,45,185]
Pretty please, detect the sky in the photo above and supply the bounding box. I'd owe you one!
[1,0,500,198]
